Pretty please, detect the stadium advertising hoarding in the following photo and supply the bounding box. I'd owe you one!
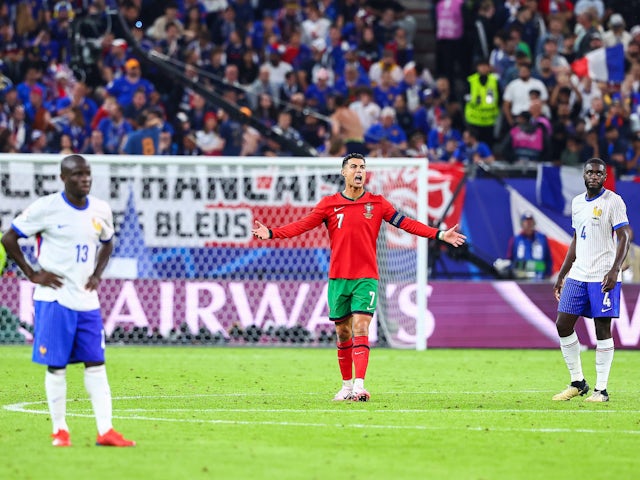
[1,278,639,349]
[0,159,465,249]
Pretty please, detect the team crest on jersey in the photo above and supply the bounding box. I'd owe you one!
[592,206,603,220]
[39,345,47,356]
[92,217,103,233]
[363,203,374,219]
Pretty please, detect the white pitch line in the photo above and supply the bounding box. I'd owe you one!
[6,407,639,436]
[29,407,640,415]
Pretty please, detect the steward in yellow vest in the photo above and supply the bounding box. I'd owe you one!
[464,59,500,146]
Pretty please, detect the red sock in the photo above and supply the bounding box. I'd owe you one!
[337,339,353,380]
[353,336,370,379]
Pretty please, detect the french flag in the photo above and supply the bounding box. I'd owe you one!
[571,43,625,83]
[536,165,617,216]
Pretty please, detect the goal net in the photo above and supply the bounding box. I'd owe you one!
[0,154,429,349]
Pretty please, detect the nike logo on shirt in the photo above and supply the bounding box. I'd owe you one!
[334,207,345,212]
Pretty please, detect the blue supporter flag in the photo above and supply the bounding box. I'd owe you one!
[112,187,156,278]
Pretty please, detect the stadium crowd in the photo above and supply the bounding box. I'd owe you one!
[0,0,639,177]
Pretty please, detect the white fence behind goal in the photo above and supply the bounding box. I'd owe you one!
[0,154,429,350]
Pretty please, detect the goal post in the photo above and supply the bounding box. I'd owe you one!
[0,154,430,349]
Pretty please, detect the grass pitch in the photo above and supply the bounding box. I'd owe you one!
[1,346,639,480]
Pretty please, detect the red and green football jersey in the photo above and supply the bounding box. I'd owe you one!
[270,191,439,280]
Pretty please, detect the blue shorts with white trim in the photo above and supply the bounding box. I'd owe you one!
[32,301,105,366]
[557,278,621,318]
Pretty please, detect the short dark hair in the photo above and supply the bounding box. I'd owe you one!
[585,157,606,170]
[342,152,365,168]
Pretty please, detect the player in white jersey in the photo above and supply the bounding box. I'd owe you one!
[1,155,135,447]
[552,158,631,402]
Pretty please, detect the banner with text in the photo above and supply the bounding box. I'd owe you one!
[2,278,639,349]
[0,160,463,249]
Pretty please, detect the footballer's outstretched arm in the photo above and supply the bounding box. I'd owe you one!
[252,221,272,240]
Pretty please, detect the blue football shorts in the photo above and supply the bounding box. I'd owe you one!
[32,300,105,366]
[558,278,621,318]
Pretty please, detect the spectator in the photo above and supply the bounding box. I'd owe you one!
[217,108,243,156]
[225,29,245,69]
[349,87,381,133]
[373,70,401,109]
[451,127,495,165]
[262,46,293,88]
[247,65,278,110]
[560,133,584,166]
[334,62,370,103]
[574,9,602,59]
[374,8,398,47]
[369,47,403,86]
[71,82,98,129]
[330,94,366,155]
[435,0,467,96]
[123,87,149,128]
[300,4,331,45]
[603,14,631,49]
[398,62,425,113]
[573,0,604,19]
[365,106,408,153]
[272,109,303,153]
[535,14,566,58]
[506,211,553,280]
[101,38,129,83]
[156,21,184,61]
[196,111,223,155]
[279,70,303,104]
[599,124,629,176]
[298,112,327,151]
[281,30,312,71]
[357,25,381,73]
[178,130,202,155]
[28,129,50,154]
[406,131,428,158]
[490,29,518,80]
[97,100,133,154]
[106,58,154,108]
[392,94,415,138]
[122,108,163,155]
[386,26,413,68]
[17,65,46,106]
[250,12,281,52]
[183,5,209,43]
[471,0,500,66]
[305,67,334,113]
[8,104,29,153]
[83,129,106,155]
[427,111,462,160]
[502,62,549,129]
[500,111,551,163]
[464,58,500,148]
[506,5,540,57]
[536,54,558,90]
[238,48,260,86]
[147,1,184,41]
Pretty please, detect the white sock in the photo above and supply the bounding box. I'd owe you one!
[45,369,68,433]
[559,332,584,382]
[353,378,364,390]
[84,365,113,436]
[342,379,353,389]
[595,338,615,391]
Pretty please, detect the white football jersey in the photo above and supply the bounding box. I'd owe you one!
[568,189,629,282]
[11,192,114,311]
